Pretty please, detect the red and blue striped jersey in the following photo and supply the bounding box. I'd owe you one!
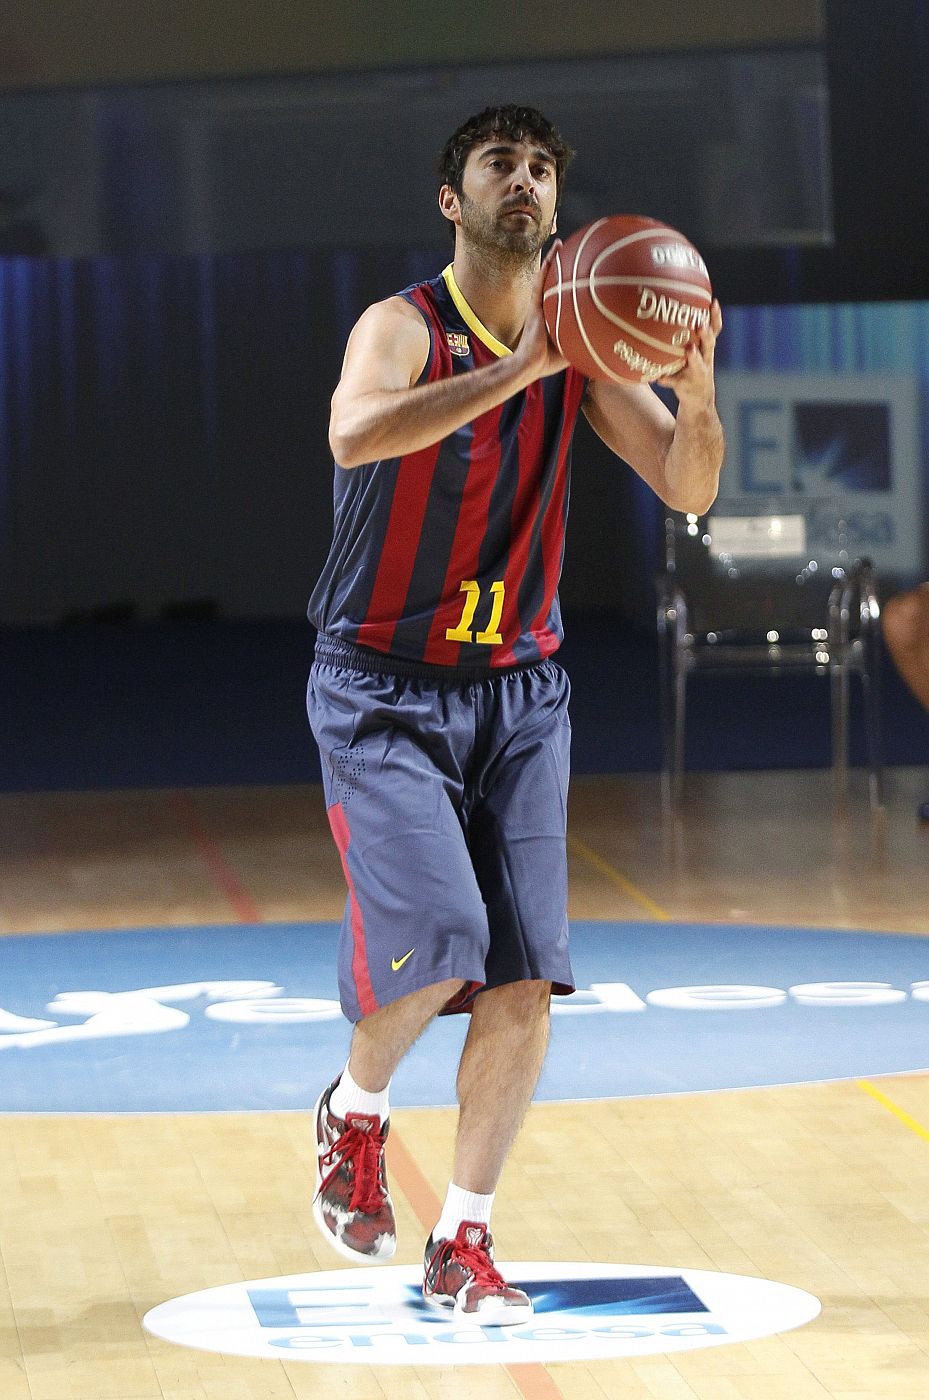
[308,264,587,672]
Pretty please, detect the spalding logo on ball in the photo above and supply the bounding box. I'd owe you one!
[543,215,712,383]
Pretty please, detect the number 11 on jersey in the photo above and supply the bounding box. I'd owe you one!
[446,580,505,645]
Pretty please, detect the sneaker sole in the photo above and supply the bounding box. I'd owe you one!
[422,1291,533,1327]
[311,1085,397,1264]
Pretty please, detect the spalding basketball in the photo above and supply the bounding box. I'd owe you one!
[543,215,712,383]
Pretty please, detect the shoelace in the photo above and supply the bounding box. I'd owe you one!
[317,1122,387,1214]
[430,1234,508,1294]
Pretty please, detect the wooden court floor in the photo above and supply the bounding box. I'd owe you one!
[2,766,929,1399]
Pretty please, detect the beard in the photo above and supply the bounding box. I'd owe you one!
[458,191,554,263]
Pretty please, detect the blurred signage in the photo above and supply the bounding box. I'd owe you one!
[707,514,807,559]
[714,372,925,577]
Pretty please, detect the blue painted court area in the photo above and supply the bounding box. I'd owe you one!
[1,920,928,1112]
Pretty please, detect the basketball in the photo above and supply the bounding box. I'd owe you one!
[542,215,713,384]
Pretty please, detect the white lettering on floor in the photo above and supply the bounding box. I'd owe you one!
[0,979,926,1049]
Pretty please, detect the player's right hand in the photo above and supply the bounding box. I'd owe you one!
[514,241,570,382]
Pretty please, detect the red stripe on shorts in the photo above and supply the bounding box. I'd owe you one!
[327,802,379,1018]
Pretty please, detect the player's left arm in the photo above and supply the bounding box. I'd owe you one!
[581,300,725,515]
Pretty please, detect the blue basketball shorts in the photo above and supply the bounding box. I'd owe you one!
[307,641,575,1022]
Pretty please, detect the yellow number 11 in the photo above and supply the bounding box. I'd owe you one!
[445,579,505,645]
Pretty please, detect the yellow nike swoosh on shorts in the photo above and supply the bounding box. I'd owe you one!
[391,949,415,972]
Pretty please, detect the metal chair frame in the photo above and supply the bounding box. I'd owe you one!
[657,512,884,813]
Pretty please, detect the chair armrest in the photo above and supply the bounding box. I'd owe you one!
[831,558,880,650]
[852,558,881,631]
[655,572,688,642]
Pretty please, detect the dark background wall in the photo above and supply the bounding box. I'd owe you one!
[0,1,823,90]
[0,248,663,626]
[1,0,928,631]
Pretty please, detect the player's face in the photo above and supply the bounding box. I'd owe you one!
[454,138,558,257]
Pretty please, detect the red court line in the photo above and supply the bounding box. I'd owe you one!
[387,1126,566,1400]
[385,1124,443,1223]
[505,1363,567,1400]
[167,791,262,924]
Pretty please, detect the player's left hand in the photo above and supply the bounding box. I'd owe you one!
[513,240,570,384]
[656,298,722,408]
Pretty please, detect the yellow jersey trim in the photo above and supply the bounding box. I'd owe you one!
[441,265,512,358]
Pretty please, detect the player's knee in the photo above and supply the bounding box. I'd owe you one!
[486,978,552,1014]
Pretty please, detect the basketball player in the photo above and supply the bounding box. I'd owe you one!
[883,583,929,817]
[307,105,724,1323]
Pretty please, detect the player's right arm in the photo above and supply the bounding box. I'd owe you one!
[328,251,566,469]
[329,297,534,468]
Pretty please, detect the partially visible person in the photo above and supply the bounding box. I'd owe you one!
[883,582,929,818]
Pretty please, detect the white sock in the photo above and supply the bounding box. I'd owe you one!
[433,1182,495,1242]
[328,1063,390,1124]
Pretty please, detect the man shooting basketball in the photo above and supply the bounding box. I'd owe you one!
[307,104,724,1323]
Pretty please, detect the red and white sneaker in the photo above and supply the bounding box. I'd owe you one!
[312,1078,396,1262]
[422,1221,533,1325]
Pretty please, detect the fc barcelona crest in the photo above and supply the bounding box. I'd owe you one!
[447,332,470,357]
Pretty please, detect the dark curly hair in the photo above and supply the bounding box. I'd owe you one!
[439,104,574,210]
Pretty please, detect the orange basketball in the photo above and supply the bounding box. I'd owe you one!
[542,215,712,383]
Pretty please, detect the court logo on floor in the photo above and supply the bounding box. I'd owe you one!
[143,1262,820,1363]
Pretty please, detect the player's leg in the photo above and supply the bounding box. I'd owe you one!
[452,978,552,1193]
[422,659,573,1323]
[308,659,491,1262]
[313,978,463,1264]
[347,977,465,1093]
[421,982,551,1326]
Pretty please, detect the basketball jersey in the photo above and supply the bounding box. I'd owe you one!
[308,265,587,673]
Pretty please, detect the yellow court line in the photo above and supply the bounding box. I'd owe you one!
[567,834,671,921]
[857,1079,929,1146]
